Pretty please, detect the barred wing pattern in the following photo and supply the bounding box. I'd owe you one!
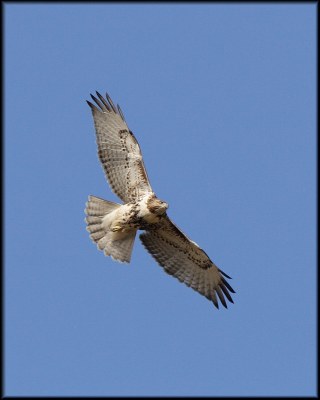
[87,92,152,202]
[140,217,235,308]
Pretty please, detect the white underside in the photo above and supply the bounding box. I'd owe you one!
[86,193,160,263]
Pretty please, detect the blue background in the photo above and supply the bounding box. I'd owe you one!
[5,3,316,396]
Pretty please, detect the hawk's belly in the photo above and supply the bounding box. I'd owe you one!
[102,202,159,234]
[102,194,163,235]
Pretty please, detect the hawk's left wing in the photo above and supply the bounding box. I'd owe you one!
[87,92,153,203]
[140,216,235,308]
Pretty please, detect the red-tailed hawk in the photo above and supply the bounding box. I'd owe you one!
[85,91,235,309]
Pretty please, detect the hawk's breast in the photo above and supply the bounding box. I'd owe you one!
[138,193,162,224]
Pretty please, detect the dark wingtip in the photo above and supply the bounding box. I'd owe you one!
[212,299,219,309]
[117,104,126,122]
[216,286,228,309]
[218,268,232,279]
[219,283,234,304]
[105,91,117,113]
[96,91,111,111]
[90,93,97,103]
[221,277,236,294]
[86,100,99,111]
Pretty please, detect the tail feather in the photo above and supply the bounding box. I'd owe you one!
[85,195,121,216]
[85,195,137,263]
[102,230,137,262]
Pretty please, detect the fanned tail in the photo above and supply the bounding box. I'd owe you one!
[85,195,137,263]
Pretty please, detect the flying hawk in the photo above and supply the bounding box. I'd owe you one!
[85,91,235,309]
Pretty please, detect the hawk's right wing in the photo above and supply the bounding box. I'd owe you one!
[140,216,235,309]
[87,92,153,203]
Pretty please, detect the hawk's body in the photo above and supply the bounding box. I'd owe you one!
[85,91,235,309]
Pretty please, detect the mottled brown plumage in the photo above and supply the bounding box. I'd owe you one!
[85,91,235,309]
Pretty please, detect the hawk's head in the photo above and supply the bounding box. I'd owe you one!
[147,196,168,216]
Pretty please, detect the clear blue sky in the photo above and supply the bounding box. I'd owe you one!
[5,3,316,397]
